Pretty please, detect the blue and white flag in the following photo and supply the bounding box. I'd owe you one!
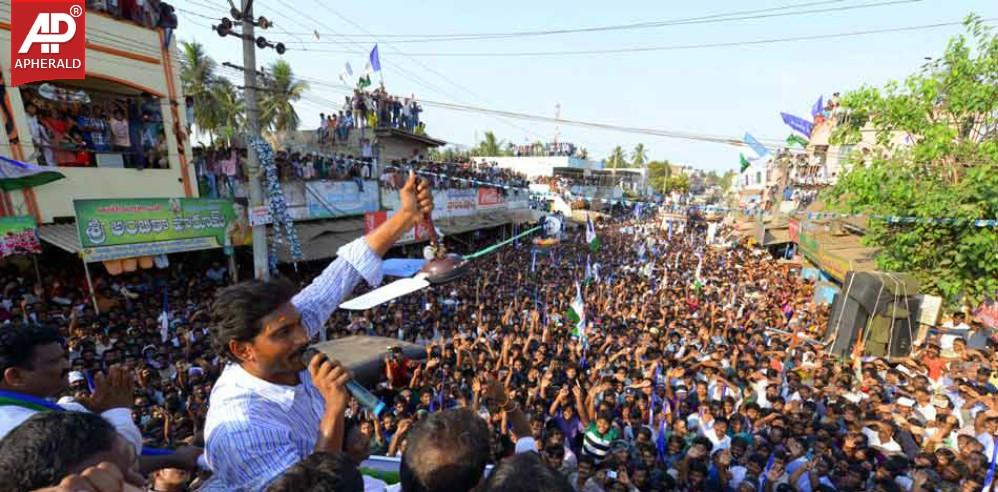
[743,132,769,158]
[781,112,814,137]
[345,62,353,76]
[369,44,381,72]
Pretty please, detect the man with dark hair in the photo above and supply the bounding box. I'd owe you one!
[484,453,574,492]
[0,323,141,453]
[203,172,434,491]
[265,452,364,492]
[342,418,389,492]
[0,411,145,491]
[399,408,491,492]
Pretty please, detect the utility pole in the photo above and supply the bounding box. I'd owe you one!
[240,0,269,280]
[213,1,284,279]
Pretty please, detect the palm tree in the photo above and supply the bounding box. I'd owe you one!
[259,60,309,137]
[474,131,502,156]
[607,146,628,169]
[631,143,648,168]
[210,79,244,147]
[179,41,220,143]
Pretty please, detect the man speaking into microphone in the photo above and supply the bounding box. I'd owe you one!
[201,172,434,491]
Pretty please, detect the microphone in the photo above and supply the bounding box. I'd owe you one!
[302,348,386,417]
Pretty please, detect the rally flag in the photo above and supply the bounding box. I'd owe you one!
[585,213,601,252]
[743,132,769,158]
[786,134,809,149]
[566,281,585,337]
[811,95,824,117]
[345,62,353,76]
[158,288,169,343]
[369,44,381,72]
[739,153,751,173]
[780,112,814,137]
[357,74,372,89]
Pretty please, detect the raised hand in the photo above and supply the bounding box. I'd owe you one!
[79,365,134,413]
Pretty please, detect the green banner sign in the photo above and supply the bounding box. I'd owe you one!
[75,198,251,262]
[0,216,40,257]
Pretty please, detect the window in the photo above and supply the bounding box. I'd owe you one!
[22,81,169,170]
[756,171,762,185]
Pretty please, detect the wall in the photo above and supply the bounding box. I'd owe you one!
[0,6,194,223]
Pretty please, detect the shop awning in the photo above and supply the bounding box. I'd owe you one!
[763,228,792,246]
[275,218,365,264]
[37,223,82,255]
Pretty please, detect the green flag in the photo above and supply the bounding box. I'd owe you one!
[585,213,600,253]
[566,281,585,337]
[786,134,809,149]
[358,75,372,89]
[739,154,751,173]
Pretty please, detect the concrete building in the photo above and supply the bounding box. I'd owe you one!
[0,4,194,224]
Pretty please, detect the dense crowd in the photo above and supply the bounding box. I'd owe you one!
[86,0,178,32]
[193,147,376,198]
[23,86,172,170]
[0,206,995,491]
[318,88,424,146]
[380,160,529,191]
[514,142,582,158]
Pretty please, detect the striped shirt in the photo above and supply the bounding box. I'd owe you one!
[582,422,619,460]
[201,237,383,491]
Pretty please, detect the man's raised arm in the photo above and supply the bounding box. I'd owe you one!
[292,171,434,336]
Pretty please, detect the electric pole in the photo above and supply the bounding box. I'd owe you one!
[240,0,268,280]
[214,0,285,280]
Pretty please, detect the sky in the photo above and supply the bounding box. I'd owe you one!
[172,0,998,172]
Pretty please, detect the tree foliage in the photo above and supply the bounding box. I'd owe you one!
[259,60,308,135]
[824,15,998,306]
[631,143,648,168]
[470,131,513,156]
[606,146,629,169]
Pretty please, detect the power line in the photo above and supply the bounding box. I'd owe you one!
[270,0,896,40]
[301,0,921,45]
[294,19,992,57]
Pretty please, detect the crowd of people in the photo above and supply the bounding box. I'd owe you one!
[514,142,583,158]
[318,89,424,146]
[24,86,171,170]
[380,159,529,191]
[86,0,178,32]
[193,147,376,198]
[0,197,995,491]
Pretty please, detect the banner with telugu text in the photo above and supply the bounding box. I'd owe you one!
[0,216,41,257]
[74,198,251,262]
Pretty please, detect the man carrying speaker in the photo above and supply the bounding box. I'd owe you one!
[200,171,434,491]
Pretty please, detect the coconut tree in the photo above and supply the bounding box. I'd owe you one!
[472,131,503,156]
[259,60,309,138]
[631,143,648,168]
[607,146,628,169]
[179,41,220,143]
[210,79,244,147]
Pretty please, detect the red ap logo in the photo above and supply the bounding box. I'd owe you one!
[10,0,86,86]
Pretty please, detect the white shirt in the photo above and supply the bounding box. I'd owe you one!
[0,398,142,454]
[201,238,383,491]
